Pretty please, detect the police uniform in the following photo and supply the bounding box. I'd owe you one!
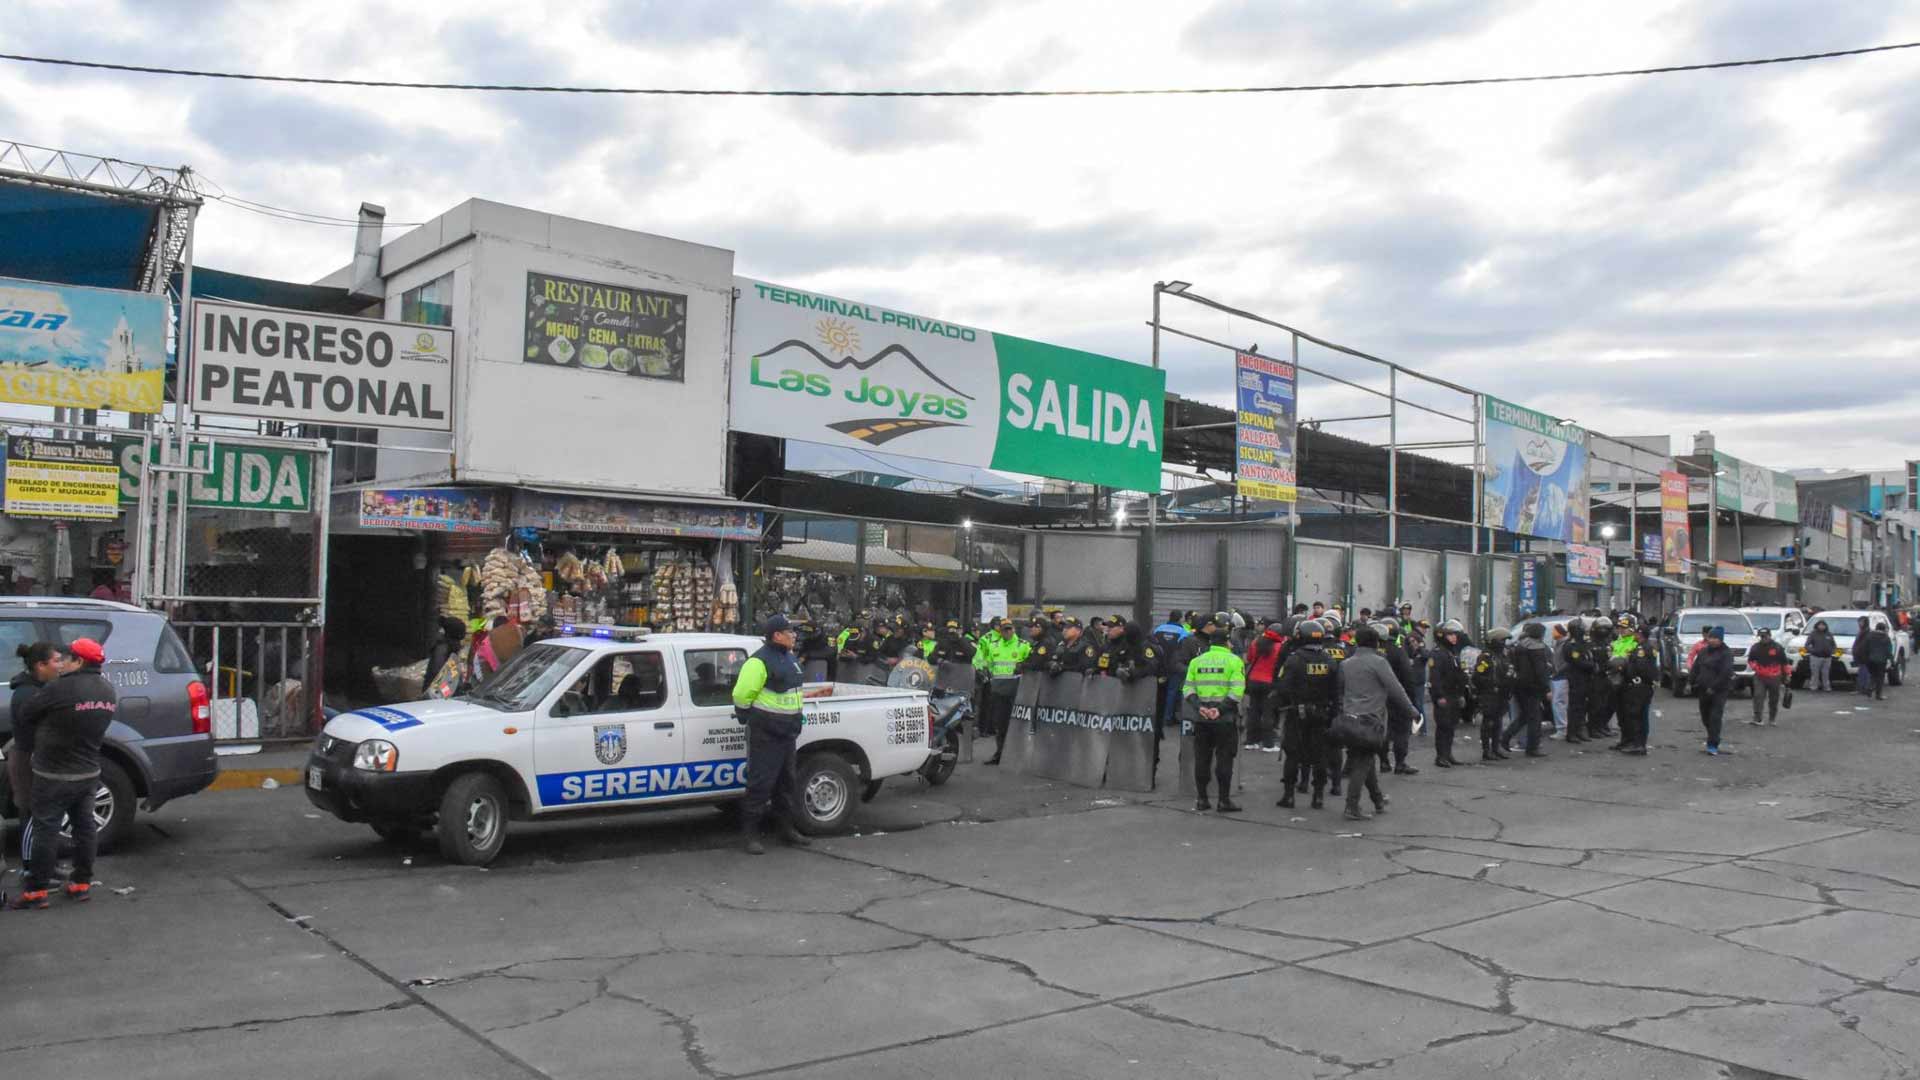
[1559,625,1598,744]
[1279,638,1341,807]
[730,619,809,853]
[1614,635,1658,753]
[1586,623,1619,739]
[1184,633,1246,811]
[1019,621,1059,674]
[1320,637,1352,794]
[1426,637,1470,768]
[1050,622,1100,674]
[973,624,1030,763]
[1472,640,1516,760]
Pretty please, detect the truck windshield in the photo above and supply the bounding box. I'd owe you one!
[1745,612,1784,631]
[1678,612,1753,636]
[469,643,583,712]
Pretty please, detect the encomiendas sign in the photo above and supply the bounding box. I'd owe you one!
[191,300,453,431]
[730,278,1165,492]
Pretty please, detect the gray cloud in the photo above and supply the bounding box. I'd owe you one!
[726,213,1218,279]
[1676,0,1906,57]
[1181,0,1513,64]
[1551,78,1772,197]
[186,91,471,165]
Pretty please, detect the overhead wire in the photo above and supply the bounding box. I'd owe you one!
[0,41,1915,98]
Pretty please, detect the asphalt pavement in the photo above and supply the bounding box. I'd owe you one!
[6,685,1920,1079]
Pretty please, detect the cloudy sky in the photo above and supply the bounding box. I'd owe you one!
[4,0,1918,473]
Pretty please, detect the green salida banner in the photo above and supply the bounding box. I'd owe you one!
[730,278,1165,492]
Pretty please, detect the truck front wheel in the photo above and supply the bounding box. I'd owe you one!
[793,751,859,836]
[436,772,508,866]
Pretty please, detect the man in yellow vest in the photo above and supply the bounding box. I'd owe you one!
[1185,612,1247,813]
[973,617,1029,765]
[730,614,810,855]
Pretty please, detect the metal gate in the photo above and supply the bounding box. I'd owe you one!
[1293,541,1349,612]
[1351,545,1393,616]
[1399,548,1443,624]
[177,621,322,741]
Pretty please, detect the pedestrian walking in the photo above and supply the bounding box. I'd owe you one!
[1805,621,1835,691]
[1691,626,1735,755]
[10,638,115,910]
[1185,614,1246,813]
[729,615,810,855]
[1746,628,1789,725]
[1858,619,1894,700]
[1332,625,1414,821]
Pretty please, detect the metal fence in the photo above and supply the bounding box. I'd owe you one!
[176,620,322,742]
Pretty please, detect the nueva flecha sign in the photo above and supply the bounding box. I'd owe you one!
[729,278,1165,492]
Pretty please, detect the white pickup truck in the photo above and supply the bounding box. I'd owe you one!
[305,627,932,865]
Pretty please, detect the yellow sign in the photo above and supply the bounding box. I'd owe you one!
[3,436,121,519]
[0,277,170,413]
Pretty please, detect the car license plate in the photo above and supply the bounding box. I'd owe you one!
[307,766,324,790]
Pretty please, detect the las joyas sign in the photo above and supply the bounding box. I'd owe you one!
[190,300,453,431]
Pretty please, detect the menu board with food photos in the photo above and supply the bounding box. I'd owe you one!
[523,271,687,382]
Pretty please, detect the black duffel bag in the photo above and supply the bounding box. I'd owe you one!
[1330,710,1387,751]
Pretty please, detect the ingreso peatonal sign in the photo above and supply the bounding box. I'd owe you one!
[190,300,454,431]
[729,278,1165,491]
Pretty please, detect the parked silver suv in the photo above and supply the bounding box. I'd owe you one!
[0,598,216,850]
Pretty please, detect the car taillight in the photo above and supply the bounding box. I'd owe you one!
[188,681,211,735]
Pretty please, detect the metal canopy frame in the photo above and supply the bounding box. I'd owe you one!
[0,139,202,292]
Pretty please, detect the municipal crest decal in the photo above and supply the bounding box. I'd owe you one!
[594,723,627,765]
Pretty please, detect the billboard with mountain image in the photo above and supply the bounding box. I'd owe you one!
[1481,394,1589,543]
[729,278,1164,491]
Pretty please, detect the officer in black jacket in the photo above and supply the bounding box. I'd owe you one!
[1558,619,1599,745]
[12,637,116,908]
[1472,628,1515,760]
[1277,619,1341,810]
[1614,626,1659,754]
[1048,617,1099,674]
[1586,620,1619,740]
[1018,616,1058,674]
[1504,622,1555,757]
[1377,624,1417,775]
[928,619,976,665]
[1319,620,1352,795]
[1095,621,1163,684]
[1426,620,1471,768]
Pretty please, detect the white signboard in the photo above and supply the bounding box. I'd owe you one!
[190,300,454,431]
[979,589,1009,621]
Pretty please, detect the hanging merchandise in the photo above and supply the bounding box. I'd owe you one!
[651,555,718,632]
[479,546,549,622]
[436,566,470,621]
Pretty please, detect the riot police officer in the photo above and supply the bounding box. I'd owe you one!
[1278,618,1341,809]
[1427,619,1471,768]
[1095,619,1163,683]
[1472,628,1516,760]
[1613,616,1658,754]
[1559,618,1599,745]
[1019,615,1059,674]
[1586,618,1619,740]
[1319,615,1352,795]
[929,619,976,665]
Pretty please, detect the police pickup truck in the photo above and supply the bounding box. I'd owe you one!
[305,626,932,865]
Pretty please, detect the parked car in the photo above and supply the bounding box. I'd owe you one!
[305,625,936,866]
[1657,608,1757,697]
[1741,606,1808,640]
[1788,610,1911,688]
[0,598,217,850]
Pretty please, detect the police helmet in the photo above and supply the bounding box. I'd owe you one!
[1380,616,1401,634]
[1439,618,1465,635]
[1616,614,1637,632]
[1320,611,1345,632]
[1486,626,1512,645]
[1301,618,1328,641]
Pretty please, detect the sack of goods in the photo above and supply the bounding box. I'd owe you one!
[436,572,469,621]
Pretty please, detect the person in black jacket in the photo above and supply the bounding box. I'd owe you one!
[1504,622,1554,757]
[1472,628,1514,761]
[1804,621,1836,691]
[1426,621,1471,768]
[1586,620,1618,740]
[1558,619,1598,745]
[1376,624,1417,775]
[1690,626,1735,755]
[1277,619,1341,810]
[12,638,116,908]
[1858,620,1894,700]
[7,642,68,883]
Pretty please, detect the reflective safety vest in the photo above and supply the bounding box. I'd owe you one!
[974,632,1030,678]
[1185,643,1246,703]
[1611,634,1637,660]
[732,645,805,717]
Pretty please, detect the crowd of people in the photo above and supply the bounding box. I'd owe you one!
[763,599,1907,823]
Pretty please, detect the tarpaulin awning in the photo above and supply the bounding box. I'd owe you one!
[0,182,161,291]
[769,537,971,582]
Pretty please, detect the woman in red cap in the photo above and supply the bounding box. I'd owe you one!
[9,637,117,910]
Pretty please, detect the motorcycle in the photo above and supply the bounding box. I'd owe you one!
[919,689,973,786]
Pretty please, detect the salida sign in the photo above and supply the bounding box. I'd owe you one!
[190,300,453,432]
[115,439,313,512]
[729,278,1165,491]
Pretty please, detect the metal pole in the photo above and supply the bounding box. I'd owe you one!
[170,197,200,604]
[1141,283,1162,627]
[1388,366,1399,550]
[1472,393,1484,555]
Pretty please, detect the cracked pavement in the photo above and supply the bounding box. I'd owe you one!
[7,690,1920,1077]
